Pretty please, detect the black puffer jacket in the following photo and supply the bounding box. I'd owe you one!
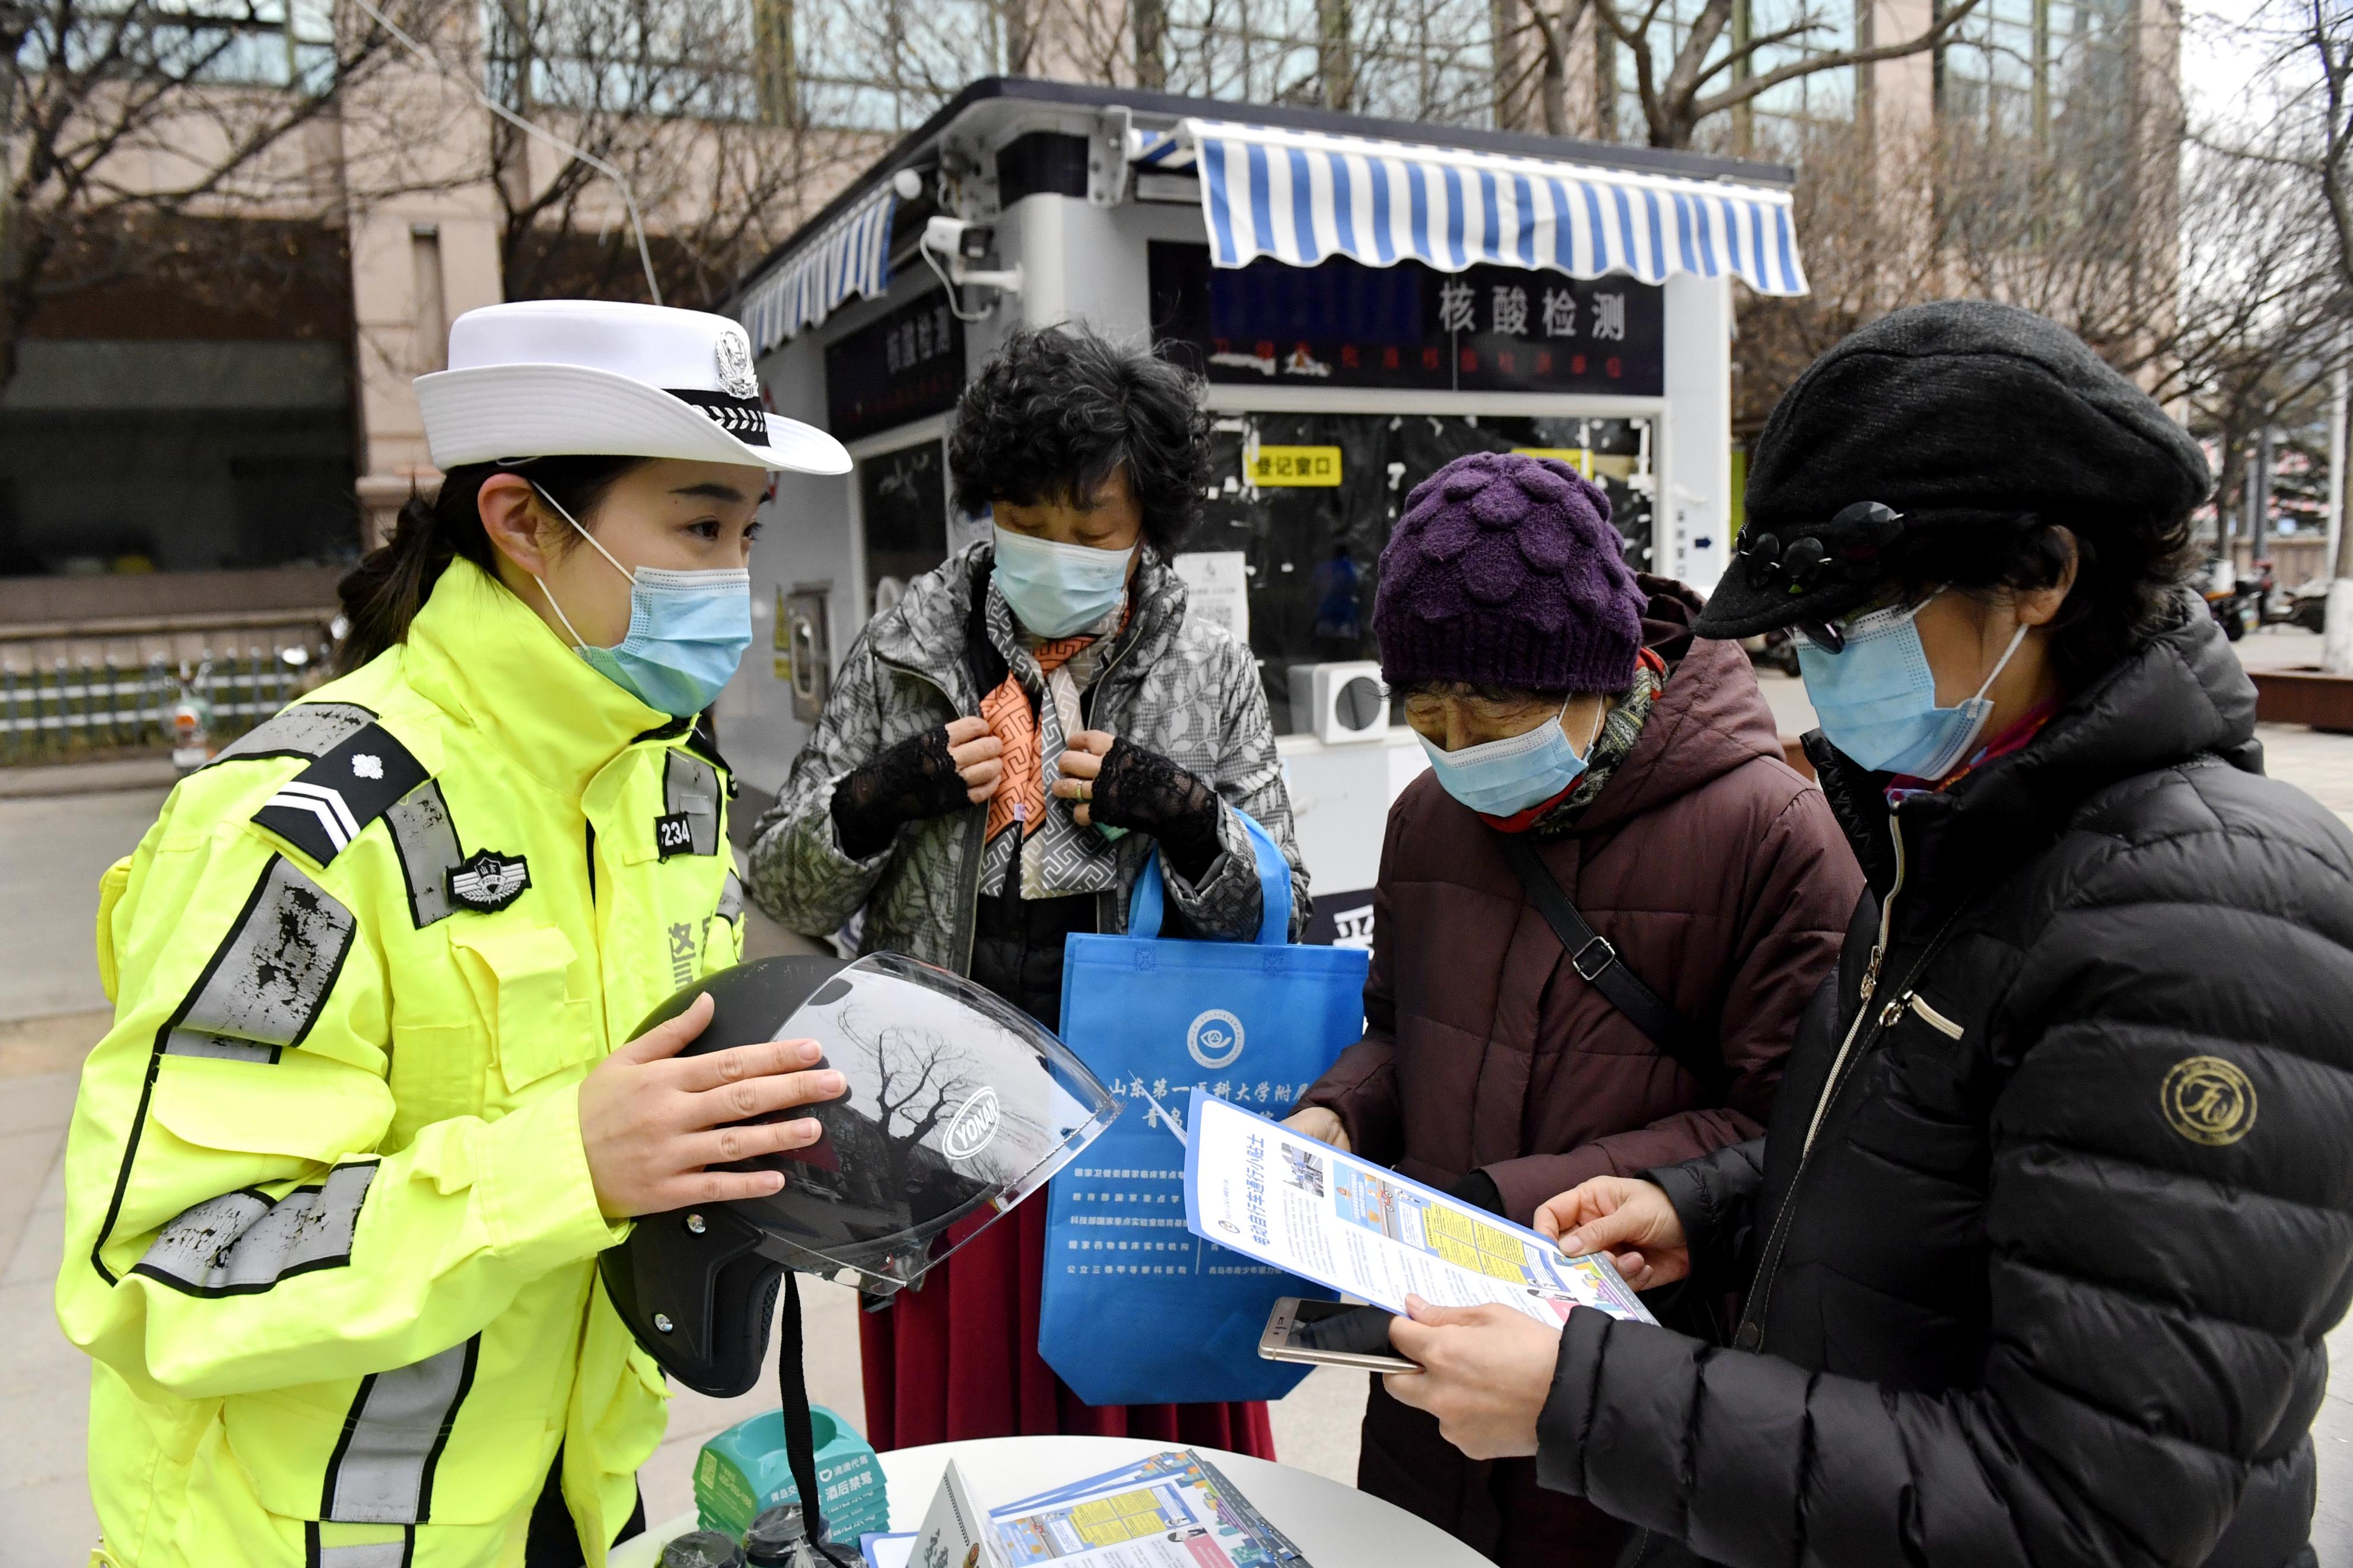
[1533,599,2353,1568]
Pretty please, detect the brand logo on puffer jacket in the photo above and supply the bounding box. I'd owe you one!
[943,1086,1001,1160]
[2162,1055,2257,1147]
[1187,1009,1245,1070]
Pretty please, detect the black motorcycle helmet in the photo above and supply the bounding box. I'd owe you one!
[601,953,1118,1563]
[600,953,1120,1398]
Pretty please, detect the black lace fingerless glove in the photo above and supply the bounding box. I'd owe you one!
[1445,1168,1506,1217]
[1090,739,1225,882]
[830,727,972,860]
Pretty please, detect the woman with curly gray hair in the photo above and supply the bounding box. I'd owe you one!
[746,325,1306,1458]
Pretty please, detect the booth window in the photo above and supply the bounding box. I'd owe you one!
[1189,412,1655,737]
[857,437,949,620]
[1149,242,1665,736]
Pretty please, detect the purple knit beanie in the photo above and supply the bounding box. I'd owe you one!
[1373,451,1645,694]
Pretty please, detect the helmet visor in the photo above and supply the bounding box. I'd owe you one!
[733,952,1118,1293]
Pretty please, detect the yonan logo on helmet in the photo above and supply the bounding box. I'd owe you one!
[1187,1009,1245,1070]
[943,1086,1001,1160]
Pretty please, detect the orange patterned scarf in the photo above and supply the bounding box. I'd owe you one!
[982,632,1099,842]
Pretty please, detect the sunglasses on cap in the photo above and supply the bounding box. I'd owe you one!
[1789,590,1920,654]
[1731,501,1907,651]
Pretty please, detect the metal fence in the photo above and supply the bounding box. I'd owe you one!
[0,610,339,765]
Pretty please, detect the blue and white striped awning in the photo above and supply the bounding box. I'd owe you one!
[1130,126,1194,171]
[735,185,897,353]
[1183,119,1808,297]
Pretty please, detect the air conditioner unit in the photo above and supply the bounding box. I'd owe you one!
[1287,661,1389,745]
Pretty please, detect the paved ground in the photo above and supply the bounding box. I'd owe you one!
[0,624,2341,1564]
[0,789,163,1021]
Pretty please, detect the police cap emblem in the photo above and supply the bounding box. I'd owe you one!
[714,328,758,401]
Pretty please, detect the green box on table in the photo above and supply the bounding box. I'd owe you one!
[692,1404,888,1541]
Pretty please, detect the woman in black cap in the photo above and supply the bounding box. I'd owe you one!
[1374,300,2353,1568]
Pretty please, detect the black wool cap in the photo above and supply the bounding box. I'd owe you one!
[1696,300,2212,640]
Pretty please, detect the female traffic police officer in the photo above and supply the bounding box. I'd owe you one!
[56,301,853,1567]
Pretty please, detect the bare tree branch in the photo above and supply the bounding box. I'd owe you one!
[2,0,453,386]
[1696,0,1985,122]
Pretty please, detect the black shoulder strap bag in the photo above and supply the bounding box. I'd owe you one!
[1493,832,1726,1099]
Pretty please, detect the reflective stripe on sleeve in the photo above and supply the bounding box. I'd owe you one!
[131,1161,377,1296]
[202,702,379,771]
[161,1035,279,1065]
[715,868,745,926]
[160,855,357,1062]
[321,1335,481,1524]
[305,1523,415,1567]
[663,749,721,857]
[90,853,364,1283]
[382,781,462,929]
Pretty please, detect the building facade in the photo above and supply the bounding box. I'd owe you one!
[1,0,2176,625]
[1,0,871,626]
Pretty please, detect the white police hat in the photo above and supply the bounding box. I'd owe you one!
[415,300,850,475]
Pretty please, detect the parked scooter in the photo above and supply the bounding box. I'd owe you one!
[168,660,215,774]
[2249,558,2281,625]
[2288,579,2330,634]
[2202,558,2261,643]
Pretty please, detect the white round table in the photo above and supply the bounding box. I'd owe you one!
[612,1434,1498,1568]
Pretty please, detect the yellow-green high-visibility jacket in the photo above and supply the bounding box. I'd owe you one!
[58,557,749,1568]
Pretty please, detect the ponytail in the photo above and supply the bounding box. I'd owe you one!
[333,455,648,675]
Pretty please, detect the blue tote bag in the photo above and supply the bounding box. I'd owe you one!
[1040,815,1371,1406]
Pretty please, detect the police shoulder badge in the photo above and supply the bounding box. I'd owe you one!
[251,722,428,867]
[447,849,532,914]
[2161,1054,2256,1147]
[714,328,758,400]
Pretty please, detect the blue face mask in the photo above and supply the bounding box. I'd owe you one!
[1419,696,1600,817]
[1796,594,2028,778]
[531,486,754,718]
[992,525,1134,638]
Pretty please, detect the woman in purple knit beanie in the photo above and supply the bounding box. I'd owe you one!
[1284,450,1862,1568]
[1375,449,1648,701]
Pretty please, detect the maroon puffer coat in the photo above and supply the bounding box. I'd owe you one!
[1298,593,1861,1568]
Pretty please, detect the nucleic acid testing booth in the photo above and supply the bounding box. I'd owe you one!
[716,78,1810,942]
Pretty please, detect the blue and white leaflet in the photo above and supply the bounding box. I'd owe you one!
[1179,1090,1655,1327]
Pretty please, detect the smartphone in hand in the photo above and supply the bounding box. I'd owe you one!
[1258,1296,1420,1374]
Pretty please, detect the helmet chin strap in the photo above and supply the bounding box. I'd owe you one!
[778,1274,858,1566]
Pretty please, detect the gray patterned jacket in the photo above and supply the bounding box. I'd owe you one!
[746,544,1310,974]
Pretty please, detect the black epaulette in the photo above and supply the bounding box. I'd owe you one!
[627,713,732,778]
[688,714,732,778]
[251,722,431,869]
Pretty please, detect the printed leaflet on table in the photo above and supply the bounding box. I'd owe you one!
[889,1449,1308,1568]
